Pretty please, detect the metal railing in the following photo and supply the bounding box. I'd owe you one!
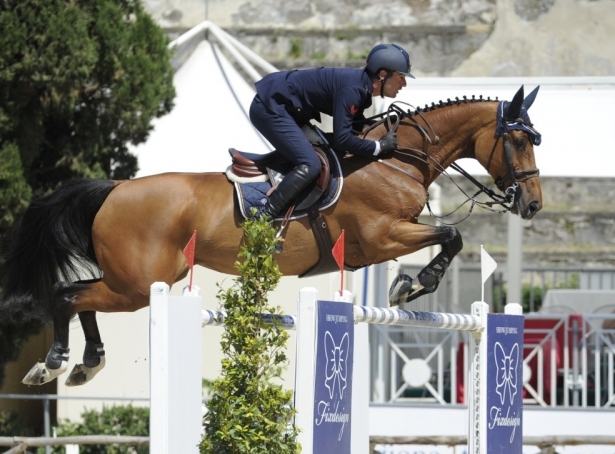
[514,266,615,312]
[368,435,615,454]
[398,263,615,313]
[0,435,149,453]
[0,394,148,454]
[370,312,615,410]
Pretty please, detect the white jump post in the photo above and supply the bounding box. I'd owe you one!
[295,288,525,454]
[149,282,203,454]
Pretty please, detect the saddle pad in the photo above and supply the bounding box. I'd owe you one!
[234,151,344,221]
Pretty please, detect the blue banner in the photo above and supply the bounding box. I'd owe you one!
[486,312,524,453]
[313,300,354,454]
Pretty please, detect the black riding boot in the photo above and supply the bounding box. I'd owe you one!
[260,164,313,219]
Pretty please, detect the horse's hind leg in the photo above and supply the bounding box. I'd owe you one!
[22,281,79,385]
[389,225,463,306]
[65,311,106,387]
[22,279,109,386]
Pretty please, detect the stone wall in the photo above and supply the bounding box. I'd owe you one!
[227,26,494,75]
[147,0,615,77]
[433,176,615,266]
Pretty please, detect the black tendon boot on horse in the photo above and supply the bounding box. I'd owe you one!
[259,164,313,219]
[388,226,463,306]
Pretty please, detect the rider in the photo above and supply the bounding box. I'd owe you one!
[249,43,415,219]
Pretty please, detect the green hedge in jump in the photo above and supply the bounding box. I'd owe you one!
[201,216,300,454]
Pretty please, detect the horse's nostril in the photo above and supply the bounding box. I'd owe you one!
[529,201,540,213]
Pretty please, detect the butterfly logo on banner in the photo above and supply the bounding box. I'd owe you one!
[324,331,350,400]
[494,342,520,405]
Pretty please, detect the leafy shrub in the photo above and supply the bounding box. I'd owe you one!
[45,405,149,454]
[201,216,299,453]
[0,410,35,437]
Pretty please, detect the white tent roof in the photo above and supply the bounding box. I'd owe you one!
[133,24,274,177]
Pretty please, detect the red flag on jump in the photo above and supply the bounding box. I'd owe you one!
[183,230,197,291]
[332,230,345,271]
[332,230,345,295]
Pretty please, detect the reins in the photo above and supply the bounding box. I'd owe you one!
[362,101,539,225]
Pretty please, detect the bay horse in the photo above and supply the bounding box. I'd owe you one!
[0,86,542,387]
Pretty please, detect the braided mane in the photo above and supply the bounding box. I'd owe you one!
[408,95,499,116]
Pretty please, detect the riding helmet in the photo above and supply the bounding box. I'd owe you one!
[365,43,415,79]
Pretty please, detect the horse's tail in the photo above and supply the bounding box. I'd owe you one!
[0,179,118,324]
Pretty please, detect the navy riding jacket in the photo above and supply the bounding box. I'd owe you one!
[254,67,376,158]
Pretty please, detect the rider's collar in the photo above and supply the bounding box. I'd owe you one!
[496,101,542,146]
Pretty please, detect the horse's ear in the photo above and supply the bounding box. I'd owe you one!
[522,85,540,111]
[507,85,525,120]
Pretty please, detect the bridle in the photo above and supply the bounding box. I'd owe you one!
[359,100,541,222]
[494,125,541,206]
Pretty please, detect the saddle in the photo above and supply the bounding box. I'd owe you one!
[229,148,331,211]
[226,124,344,277]
[227,125,332,211]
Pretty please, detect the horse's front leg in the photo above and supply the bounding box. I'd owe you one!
[387,224,463,306]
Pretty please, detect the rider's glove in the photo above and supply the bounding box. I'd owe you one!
[378,131,398,155]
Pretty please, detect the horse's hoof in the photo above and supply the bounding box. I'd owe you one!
[389,274,415,306]
[65,357,106,387]
[22,361,67,386]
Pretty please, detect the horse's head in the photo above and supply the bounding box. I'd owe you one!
[474,86,543,219]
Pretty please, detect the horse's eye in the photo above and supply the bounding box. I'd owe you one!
[513,137,526,149]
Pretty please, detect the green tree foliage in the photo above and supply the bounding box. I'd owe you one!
[0,0,175,388]
[0,143,31,250]
[201,217,300,454]
[42,405,149,454]
[0,410,35,437]
[0,0,175,193]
